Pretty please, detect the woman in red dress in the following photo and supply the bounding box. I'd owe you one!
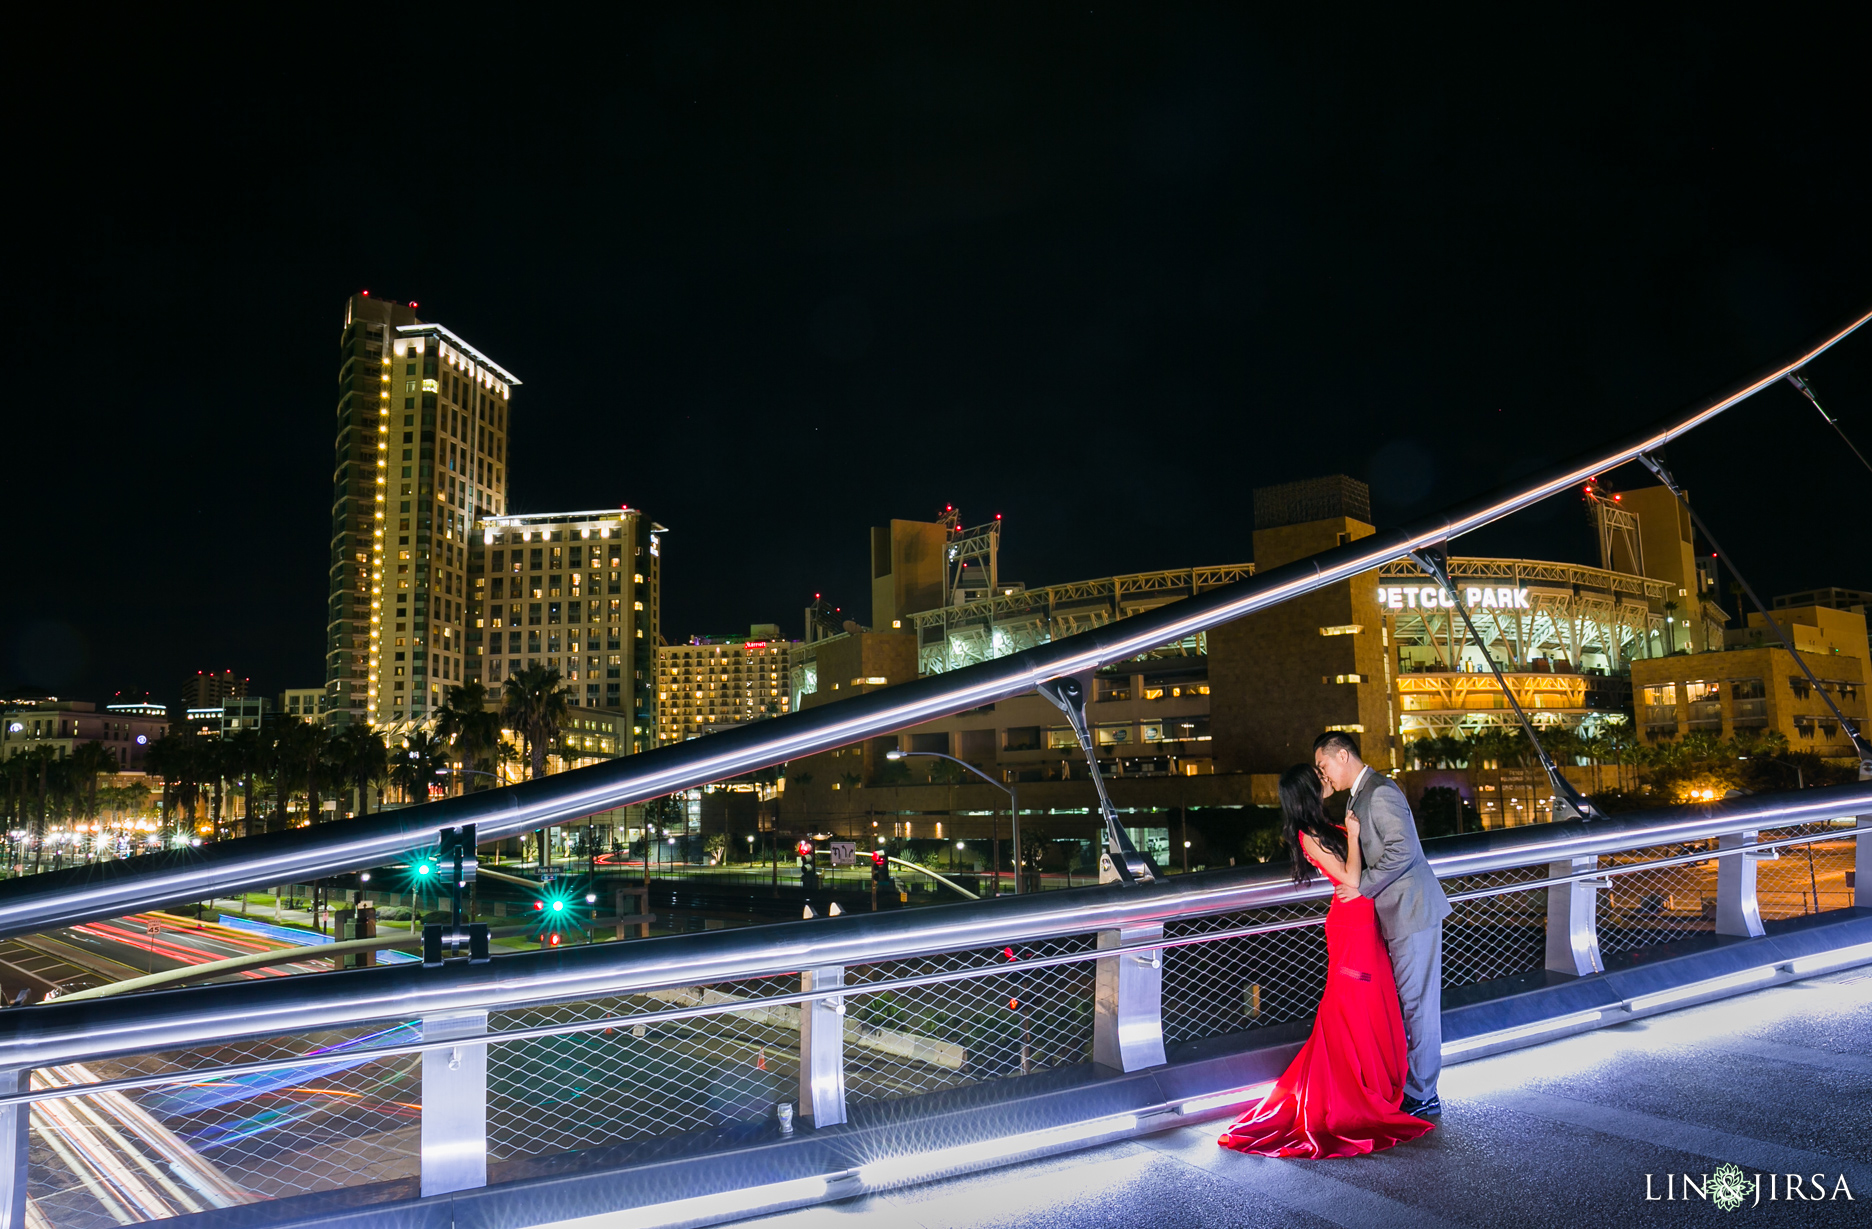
[1218,764,1434,1159]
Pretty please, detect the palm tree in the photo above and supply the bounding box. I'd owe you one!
[143,730,201,848]
[68,741,115,823]
[330,724,389,816]
[269,719,332,827]
[66,741,117,859]
[501,665,569,868]
[500,665,569,780]
[393,731,445,804]
[222,727,268,837]
[436,682,502,793]
[19,746,59,874]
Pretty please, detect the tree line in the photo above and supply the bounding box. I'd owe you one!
[0,665,573,872]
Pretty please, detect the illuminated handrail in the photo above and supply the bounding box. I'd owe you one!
[0,779,1864,1073]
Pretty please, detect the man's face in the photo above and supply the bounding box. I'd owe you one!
[1315,747,1351,793]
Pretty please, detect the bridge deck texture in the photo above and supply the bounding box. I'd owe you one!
[731,967,1872,1229]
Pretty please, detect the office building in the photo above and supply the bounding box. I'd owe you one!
[1632,601,1869,756]
[279,688,325,722]
[1774,587,1872,616]
[656,627,800,744]
[1,700,168,770]
[221,697,272,737]
[467,508,664,753]
[329,293,520,730]
[182,670,247,710]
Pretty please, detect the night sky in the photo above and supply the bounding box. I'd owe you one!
[6,11,1870,706]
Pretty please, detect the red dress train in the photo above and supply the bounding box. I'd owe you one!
[1217,850,1434,1159]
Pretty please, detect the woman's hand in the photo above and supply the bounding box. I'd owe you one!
[1340,814,1363,900]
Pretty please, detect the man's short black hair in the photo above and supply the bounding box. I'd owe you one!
[1313,730,1361,760]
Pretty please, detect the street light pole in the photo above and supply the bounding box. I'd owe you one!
[887,750,1021,894]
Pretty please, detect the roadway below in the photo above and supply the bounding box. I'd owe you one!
[0,912,343,1006]
[733,965,1872,1229]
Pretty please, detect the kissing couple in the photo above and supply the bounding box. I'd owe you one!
[1219,730,1453,1159]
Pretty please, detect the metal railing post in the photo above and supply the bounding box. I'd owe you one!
[1093,923,1166,1072]
[1715,831,1766,938]
[1854,814,1869,909]
[420,1010,488,1197]
[799,966,846,1127]
[1545,856,1604,976]
[0,1070,26,1229]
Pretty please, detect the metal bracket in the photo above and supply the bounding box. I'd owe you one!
[423,923,491,966]
[1637,452,1872,779]
[1410,546,1602,822]
[424,824,490,966]
[1037,674,1158,884]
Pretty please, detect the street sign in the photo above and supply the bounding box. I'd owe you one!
[829,841,856,867]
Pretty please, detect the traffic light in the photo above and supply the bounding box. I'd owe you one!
[531,881,579,945]
[871,849,888,883]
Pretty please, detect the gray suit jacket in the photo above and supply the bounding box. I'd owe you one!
[1351,769,1451,939]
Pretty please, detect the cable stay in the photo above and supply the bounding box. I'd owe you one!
[1038,675,1161,883]
[1785,372,1872,480]
[1636,454,1872,781]
[1409,546,1603,822]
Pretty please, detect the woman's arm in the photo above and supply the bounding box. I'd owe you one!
[1299,831,1353,888]
[1343,815,1363,884]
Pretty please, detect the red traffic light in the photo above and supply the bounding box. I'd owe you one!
[533,901,544,910]
[872,850,887,867]
[547,933,561,946]
[796,840,813,858]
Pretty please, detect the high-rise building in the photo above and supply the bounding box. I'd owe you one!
[656,626,800,743]
[467,508,664,753]
[327,293,521,730]
[182,670,247,709]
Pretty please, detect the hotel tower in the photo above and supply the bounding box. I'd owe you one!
[326,292,520,731]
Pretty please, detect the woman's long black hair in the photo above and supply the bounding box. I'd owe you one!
[1279,763,1348,885]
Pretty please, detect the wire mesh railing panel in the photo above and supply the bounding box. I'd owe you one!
[842,934,1098,1104]
[27,1023,421,1228]
[1597,841,1718,960]
[1161,902,1329,1044]
[1439,866,1551,989]
[1753,820,1858,919]
[484,976,803,1162]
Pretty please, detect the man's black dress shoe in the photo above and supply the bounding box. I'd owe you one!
[1401,1094,1442,1117]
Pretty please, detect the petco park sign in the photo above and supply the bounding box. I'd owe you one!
[1379,584,1530,611]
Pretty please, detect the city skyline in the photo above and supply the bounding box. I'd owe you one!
[8,13,1872,704]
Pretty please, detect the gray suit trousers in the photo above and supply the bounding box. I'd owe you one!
[1386,922,1443,1102]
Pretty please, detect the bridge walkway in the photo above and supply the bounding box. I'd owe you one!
[731,968,1872,1229]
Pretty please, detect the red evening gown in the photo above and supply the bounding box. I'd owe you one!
[1217,849,1434,1159]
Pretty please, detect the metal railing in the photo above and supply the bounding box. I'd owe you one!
[0,308,1867,941]
[0,783,1866,1225]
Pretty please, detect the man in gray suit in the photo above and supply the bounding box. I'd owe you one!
[1314,730,1451,1115]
